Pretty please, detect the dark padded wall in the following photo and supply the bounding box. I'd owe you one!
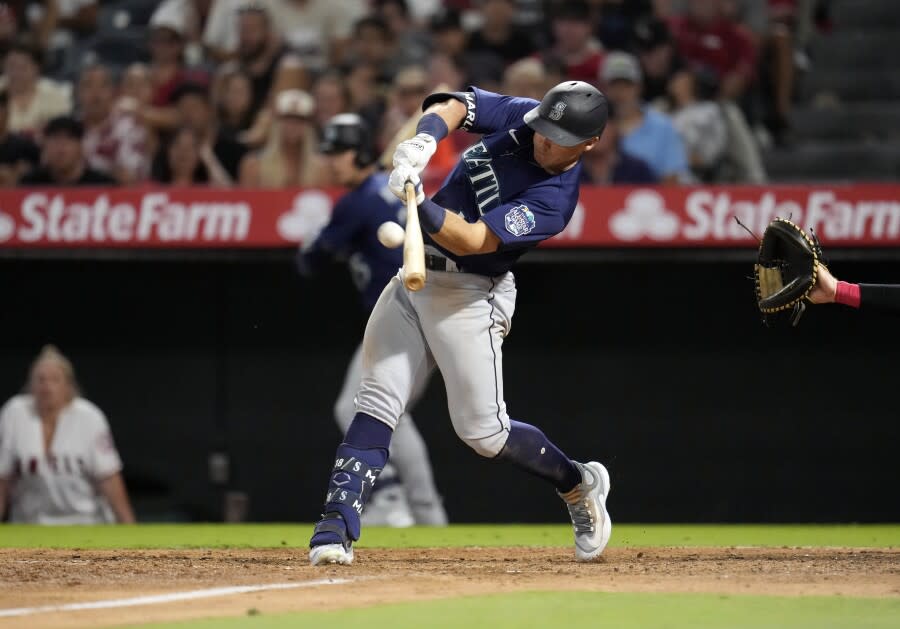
[1,256,897,522]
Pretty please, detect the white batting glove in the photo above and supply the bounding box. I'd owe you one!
[392,133,437,174]
[389,165,425,204]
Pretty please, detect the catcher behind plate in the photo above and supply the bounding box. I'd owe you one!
[744,217,824,326]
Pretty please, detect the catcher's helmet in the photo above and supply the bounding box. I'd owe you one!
[319,113,377,167]
[524,81,609,147]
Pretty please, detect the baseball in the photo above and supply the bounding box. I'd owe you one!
[377,221,405,248]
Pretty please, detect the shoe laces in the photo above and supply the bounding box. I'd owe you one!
[566,499,595,535]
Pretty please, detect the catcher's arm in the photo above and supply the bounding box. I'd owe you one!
[809,265,900,313]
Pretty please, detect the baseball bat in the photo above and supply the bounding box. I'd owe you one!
[403,182,426,291]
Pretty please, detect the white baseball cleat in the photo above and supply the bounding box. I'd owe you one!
[559,461,612,562]
[360,484,415,528]
[309,543,354,566]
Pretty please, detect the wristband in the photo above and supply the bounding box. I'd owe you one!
[416,113,449,143]
[834,281,861,308]
[418,198,446,234]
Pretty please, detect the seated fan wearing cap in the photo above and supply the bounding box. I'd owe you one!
[238,89,323,188]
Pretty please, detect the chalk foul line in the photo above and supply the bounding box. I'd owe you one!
[0,577,357,617]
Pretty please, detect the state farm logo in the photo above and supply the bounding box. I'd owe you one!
[6,192,251,243]
[606,189,900,243]
[277,190,332,243]
[610,190,679,241]
[0,210,13,242]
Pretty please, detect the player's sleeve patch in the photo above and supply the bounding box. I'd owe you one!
[504,205,536,237]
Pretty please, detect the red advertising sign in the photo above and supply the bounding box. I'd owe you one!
[0,184,897,249]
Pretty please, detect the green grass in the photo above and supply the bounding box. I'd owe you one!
[1,523,898,549]
[133,591,900,629]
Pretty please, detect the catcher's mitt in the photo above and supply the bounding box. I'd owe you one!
[749,217,823,326]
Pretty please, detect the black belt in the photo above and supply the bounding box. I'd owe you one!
[424,254,457,272]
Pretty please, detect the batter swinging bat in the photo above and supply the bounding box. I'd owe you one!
[403,182,426,291]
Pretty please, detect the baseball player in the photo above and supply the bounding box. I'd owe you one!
[809,264,900,313]
[309,82,611,565]
[0,345,135,524]
[296,113,448,527]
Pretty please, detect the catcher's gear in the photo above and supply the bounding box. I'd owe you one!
[750,217,823,326]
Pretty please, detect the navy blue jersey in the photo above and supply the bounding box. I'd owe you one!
[428,87,583,276]
[296,172,404,312]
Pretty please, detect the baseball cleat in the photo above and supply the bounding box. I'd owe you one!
[309,542,354,566]
[360,484,415,528]
[559,461,612,562]
[309,512,354,566]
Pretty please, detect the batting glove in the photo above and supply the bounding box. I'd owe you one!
[392,133,437,174]
[389,165,425,204]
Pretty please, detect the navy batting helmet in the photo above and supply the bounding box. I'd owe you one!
[319,113,377,167]
[524,81,609,147]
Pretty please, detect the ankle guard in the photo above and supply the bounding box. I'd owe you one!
[322,444,387,540]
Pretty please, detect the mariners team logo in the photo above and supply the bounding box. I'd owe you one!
[549,101,567,121]
[505,205,536,237]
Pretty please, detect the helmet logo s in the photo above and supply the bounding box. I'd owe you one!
[548,101,567,121]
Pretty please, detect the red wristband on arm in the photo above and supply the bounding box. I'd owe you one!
[834,281,861,308]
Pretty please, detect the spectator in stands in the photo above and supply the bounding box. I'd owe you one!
[152,0,243,64]
[602,52,689,184]
[269,0,367,73]
[580,124,659,185]
[631,16,685,105]
[46,0,98,68]
[312,71,351,133]
[668,0,757,103]
[667,67,728,181]
[0,345,135,525]
[468,0,538,66]
[427,52,466,93]
[373,0,430,67]
[379,65,428,150]
[140,16,198,134]
[19,116,116,186]
[0,90,40,187]
[595,0,656,51]
[222,4,307,147]
[172,82,246,183]
[732,0,798,144]
[543,1,605,83]
[215,69,255,141]
[119,63,154,112]
[0,41,72,137]
[350,16,400,82]
[78,64,149,184]
[152,126,231,185]
[3,1,56,52]
[345,63,384,130]
[429,9,467,60]
[502,57,549,101]
[239,89,322,188]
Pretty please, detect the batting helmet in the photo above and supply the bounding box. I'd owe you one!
[319,113,377,168]
[524,81,609,147]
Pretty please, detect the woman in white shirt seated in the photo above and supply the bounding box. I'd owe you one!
[0,345,135,524]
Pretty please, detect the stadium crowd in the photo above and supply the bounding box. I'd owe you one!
[0,0,830,190]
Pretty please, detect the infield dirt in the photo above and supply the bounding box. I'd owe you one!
[2,547,898,628]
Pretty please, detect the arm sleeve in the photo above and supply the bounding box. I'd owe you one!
[859,284,900,314]
[479,185,569,251]
[0,402,14,479]
[87,410,123,481]
[422,86,539,135]
[295,196,361,276]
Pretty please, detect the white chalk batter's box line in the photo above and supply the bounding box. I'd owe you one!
[0,577,364,618]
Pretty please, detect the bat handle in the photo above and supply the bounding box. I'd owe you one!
[403,182,426,292]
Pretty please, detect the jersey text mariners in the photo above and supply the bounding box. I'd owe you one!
[427,87,582,276]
